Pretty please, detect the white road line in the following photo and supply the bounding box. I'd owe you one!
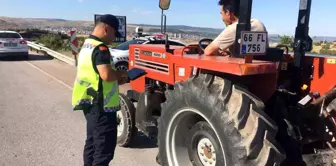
[24,61,73,90]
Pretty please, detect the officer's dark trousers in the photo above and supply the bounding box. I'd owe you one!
[83,104,117,166]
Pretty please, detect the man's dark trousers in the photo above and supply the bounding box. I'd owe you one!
[83,104,117,166]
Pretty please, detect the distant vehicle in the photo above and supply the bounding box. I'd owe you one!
[110,35,186,71]
[0,31,29,59]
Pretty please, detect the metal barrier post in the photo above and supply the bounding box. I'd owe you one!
[70,30,79,66]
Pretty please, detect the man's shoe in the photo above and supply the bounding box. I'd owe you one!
[156,153,161,165]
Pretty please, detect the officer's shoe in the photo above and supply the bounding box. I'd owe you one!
[156,153,161,165]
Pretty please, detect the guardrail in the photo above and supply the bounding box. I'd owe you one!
[27,41,76,66]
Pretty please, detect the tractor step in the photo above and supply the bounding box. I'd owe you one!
[136,122,158,140]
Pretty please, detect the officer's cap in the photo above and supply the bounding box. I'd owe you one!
[96,14,122,38]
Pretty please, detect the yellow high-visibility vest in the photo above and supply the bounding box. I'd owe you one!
[72,38,120,112]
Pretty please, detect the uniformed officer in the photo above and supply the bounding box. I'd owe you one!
[72,14,128,166]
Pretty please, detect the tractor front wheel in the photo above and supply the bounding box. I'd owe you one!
[117,94,137,147]
[157,74,286,166]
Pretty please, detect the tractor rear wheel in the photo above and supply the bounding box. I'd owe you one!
[117,94,137,147]
[157,74,285,166]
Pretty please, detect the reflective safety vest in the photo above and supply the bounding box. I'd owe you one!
[71,38,120,112]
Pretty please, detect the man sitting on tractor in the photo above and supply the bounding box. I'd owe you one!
[204,0,268,57]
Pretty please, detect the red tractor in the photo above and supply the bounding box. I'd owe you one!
[116,0,336,165]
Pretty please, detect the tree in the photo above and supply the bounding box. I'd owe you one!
[322,43,331,49]
[38,34,67,51]
[320,49,336,56]
[314,42,322,46]
[279,35,293,46]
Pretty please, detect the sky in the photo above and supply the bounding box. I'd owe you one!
[0,0,335,36]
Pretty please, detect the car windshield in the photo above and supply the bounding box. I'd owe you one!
[0,32,21,38]
[114,39,146,50]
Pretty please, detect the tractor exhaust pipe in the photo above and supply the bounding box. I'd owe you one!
[161,12,170,51]
[159,0,171,52]
[161,10,163,33]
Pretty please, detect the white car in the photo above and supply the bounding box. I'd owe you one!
[0,31,29,59]
[110,37,186,71]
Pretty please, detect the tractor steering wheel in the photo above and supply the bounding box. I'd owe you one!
[198,38,214,51]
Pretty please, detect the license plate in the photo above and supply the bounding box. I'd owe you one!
[4,43,18,47]
[240,31,268,55]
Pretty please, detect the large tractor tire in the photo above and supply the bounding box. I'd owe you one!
[117,94,137,147]
[157,74,285,166]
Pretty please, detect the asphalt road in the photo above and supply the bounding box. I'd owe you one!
[0,53,159,166]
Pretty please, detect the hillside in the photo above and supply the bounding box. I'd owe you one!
[0,16,93,29]
[0,16,223,37]
[1,16,336,43]
[0,16,281,41]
